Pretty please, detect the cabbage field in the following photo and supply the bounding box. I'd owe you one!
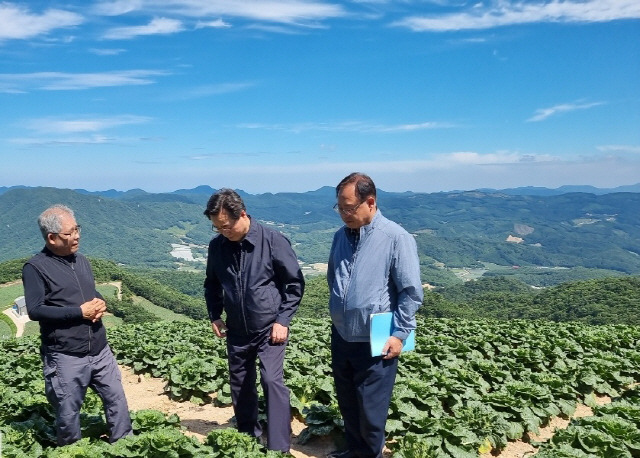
[1,317,639,457]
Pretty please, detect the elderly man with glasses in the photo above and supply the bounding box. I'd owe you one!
[327,173,423,458]
[22,204,132,446]
[203,188,305,453]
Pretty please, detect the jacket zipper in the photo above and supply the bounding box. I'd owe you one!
[71,259,91,353]
[342,228,360,309]
[236,243,249,335]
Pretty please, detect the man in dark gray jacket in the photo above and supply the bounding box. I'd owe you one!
[203,188,304,452]
[22,204,132,446]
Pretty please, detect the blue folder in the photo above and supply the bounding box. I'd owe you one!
[369,312,415,357]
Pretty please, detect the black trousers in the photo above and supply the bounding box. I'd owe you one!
[226,328,291,452]
[331,326,398,458]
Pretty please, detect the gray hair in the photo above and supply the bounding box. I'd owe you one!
[38,204,75,240]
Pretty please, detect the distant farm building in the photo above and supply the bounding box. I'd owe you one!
[13,296,28,316]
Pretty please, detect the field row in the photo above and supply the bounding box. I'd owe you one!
[1,317,639,456]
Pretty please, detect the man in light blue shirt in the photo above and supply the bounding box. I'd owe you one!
[327,173,423,458]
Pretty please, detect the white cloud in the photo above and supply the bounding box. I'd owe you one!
[0,3,83,40]
[88,48,127,55]
[23,115,152,134]
[94,0,346,25]
[597,144,640,154]
[173,82,256,100]
[10,134,115,146]
[527,101,605,122]
[0,70,170,92]
[102,17,185,39]
[93,0,145,16]
[237,120,455,133]
[195,19,231,28]
[393,0,640,32]
[138,150,640,194]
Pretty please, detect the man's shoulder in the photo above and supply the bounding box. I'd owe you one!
[254,221,288,241]
[374,213,410,237]
[75,252,91,265]
[208,234,224,249]
[25,249,48,267]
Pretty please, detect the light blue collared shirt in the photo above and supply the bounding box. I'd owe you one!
[327,210,423,342]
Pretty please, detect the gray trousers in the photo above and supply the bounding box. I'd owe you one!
[42,344,133,445]
[227,328,291,452]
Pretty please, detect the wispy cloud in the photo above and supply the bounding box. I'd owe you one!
[103,17,184,39]
[9,114,153,146]
[0,3,83,40]
[170,82,256,100]
[23,115,152,134]
[93,0,146,16]
[88,48,127,55]
[237,120,455,133]
[0,70,170,92]
[443,150,557,166]
[393,0,640,32]
[93,0,346,26]
[527,100,605,122]
[10,135,116,146]
[597,144,640,154]
[195,19,231,29]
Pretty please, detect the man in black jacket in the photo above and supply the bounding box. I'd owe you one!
[203,189,305,452]
[22,204,132,446]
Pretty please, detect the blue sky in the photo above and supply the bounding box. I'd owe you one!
[1,0,639,194]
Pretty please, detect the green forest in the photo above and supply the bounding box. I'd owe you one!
[1,187,639,288]
[2,258,639,328]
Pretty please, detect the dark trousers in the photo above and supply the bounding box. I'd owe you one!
[42,345,133,445]
[331,326,398,458]
[227,328,291,452]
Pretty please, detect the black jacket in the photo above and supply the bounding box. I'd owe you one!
[22,248,107,355]
[204,218,304,336]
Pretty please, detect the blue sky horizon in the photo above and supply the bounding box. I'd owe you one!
[1,1,638,194]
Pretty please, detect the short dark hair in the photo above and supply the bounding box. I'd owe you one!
[336,172,376,200]
[203,188,246,219]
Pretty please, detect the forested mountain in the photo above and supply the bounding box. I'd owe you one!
[1,186,639,286]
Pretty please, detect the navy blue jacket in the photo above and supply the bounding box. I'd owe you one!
[22,248,107,355]
[204,218,304,336]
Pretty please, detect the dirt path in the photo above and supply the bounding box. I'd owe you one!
[3,308,29,337]
[479,399,609,457]
[119,365,611,458]
[120,366,337,457]
[107,281,122,300]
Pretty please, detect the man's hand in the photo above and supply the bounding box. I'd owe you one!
[271,322,288,344]
[211,319,228,338]
[381,336,403,360]
[80,298,106,322]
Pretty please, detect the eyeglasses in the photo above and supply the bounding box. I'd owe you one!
[333,200,365,216]
[53,225,81,237]
[212,219,239,233]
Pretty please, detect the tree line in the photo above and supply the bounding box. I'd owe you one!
[1,258,638,326]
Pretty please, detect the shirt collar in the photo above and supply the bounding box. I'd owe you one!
[42,246,77,263]
[343,209,381,238]
[219,215,257,247]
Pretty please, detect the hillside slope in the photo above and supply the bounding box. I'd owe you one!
[1,187,638,281]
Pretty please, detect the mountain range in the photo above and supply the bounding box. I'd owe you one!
[1,185,639,286]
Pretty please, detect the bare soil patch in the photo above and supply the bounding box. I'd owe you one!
[120,366,337,457]
[480,397,611,458]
